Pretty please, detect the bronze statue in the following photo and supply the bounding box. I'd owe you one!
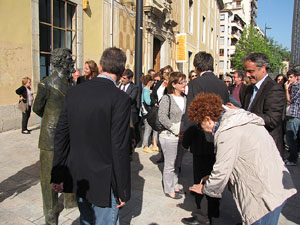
[33,48,76,225]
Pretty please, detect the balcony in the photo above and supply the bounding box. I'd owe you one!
[231,33,240,40]
[231,22,243,31]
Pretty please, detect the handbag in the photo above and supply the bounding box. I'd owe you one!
[17,100,28,113]
[141,101,152,116]
[147,94,171,132]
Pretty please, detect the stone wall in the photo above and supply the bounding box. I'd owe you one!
[0,104,40,133]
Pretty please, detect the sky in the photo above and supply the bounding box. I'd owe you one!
[256,0,294,50]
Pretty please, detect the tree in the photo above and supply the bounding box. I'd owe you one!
[231,25,290,73]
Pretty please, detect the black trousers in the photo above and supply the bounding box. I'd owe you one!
[22,106,31,131]
[193,153,220,218]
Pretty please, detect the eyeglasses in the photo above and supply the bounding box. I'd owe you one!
[178,81,187,85]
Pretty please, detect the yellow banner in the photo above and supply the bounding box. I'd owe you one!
[176,33,187,63]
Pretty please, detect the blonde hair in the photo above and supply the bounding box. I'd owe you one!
[22,77,31,86]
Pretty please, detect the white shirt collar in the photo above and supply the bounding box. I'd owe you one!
[254,74,268,90]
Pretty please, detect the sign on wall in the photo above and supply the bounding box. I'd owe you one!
[176,33,187,63]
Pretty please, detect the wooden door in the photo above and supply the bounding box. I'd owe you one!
[153,38,161,72]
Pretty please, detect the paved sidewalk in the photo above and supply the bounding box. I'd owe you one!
[0,126,299,225]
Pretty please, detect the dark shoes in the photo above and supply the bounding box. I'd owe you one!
[21,130,31,134]
[181,217,201,225]
[165,193,182,199]
[181,216,210,225]
[175,189,185,195]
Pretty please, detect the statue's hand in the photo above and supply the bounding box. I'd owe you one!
[52,183,64,193]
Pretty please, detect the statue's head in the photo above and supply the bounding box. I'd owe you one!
[50,48,75,78]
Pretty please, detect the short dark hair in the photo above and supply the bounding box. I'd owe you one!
[234,70,245,80]
[193,51,214,73]
[244,53,270,71]
[100,47,126,77]
[287,69,297,76]
[123,69,134,79]
[148,69,155,74]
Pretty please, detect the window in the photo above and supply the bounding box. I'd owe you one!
[202,16,206,43]
[220,25,225,32]
[188,0,194,33]
[220,60,224,69]
[211,28,214,50]
[236,1,241,7]
[220,14,225,20]
[220,49,224,56]
[39,0,77,80]
[220,37,224,45]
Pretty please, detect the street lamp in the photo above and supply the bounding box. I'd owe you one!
[264,23,272,39]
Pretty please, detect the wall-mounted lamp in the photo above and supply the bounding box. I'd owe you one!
[83,0,89,10]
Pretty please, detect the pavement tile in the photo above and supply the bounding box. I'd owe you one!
[0,207,35,225]
[0,127,300,225]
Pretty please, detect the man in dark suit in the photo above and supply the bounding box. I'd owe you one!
[242,53,285,156]
[51,47,131,225]
[120,69,140,147]
[181,52,229,225]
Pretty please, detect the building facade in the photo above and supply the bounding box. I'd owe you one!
[0,0,224,132]
[218,0,257,76]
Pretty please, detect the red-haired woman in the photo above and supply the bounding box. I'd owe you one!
[188,93,296,225]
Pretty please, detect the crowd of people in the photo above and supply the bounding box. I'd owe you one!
[15,47,299,225]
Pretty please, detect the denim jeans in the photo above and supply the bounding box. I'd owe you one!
[286,117,300,163]
[251,201,286,225]
[77,190,120,225]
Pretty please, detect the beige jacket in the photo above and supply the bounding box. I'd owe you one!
[203,109,297,225]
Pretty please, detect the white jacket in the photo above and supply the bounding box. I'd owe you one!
[203,109,297,225]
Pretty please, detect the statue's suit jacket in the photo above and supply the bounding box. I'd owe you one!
[33,71,70,151]
[242,75,285,154]
[51,77,131,207]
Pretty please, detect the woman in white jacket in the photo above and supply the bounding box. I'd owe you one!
[188,93,297,225]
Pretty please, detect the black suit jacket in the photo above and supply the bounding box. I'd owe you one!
[121,82,139,124]
[51,77,131,207]
[183,72,229,155]
[242,76,285,153]
[150,80,167,105]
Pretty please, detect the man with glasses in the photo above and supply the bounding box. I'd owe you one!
[242,53,285,157]
[231,70,247,105]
